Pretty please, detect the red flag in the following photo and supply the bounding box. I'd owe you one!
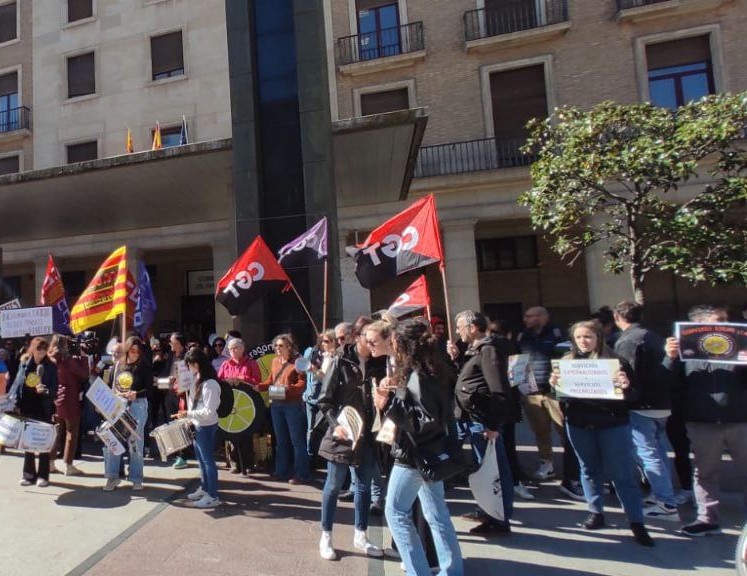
[387,275,430,319]
[350,194,443,289]
[215,236,291,316]
[39,254,72,334]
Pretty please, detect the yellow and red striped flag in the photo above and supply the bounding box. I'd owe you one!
[70,246,129,334]
[151,122,162,151]
[126,127,134,153]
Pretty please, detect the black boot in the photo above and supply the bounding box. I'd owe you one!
[630,522,654,547]
[581,513,605,530]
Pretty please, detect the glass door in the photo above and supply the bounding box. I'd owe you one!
[357,3,400,61]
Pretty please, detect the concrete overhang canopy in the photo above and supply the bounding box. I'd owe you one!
[332,108,428,208]
[0,139,233,243]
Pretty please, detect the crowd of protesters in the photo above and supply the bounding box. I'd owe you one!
[1,299,745,574]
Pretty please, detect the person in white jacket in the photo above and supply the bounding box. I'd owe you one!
[176,348,221,508]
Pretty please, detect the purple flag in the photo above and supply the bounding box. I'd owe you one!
[277,217,328,267]
[134,260,157,335]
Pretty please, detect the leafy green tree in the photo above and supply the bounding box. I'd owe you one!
[519,94,747,304]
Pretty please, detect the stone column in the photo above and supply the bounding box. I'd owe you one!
[212,242,236,339]
[441,219,480,324]
[339,230,371,322]
[33,254,48,304]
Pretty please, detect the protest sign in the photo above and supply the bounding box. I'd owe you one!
[0,307,54,338]
[86,377,127,423]
[675,323,747,364]
[0,299,22,311]
[551,358,623,400]
[508,354,538,395]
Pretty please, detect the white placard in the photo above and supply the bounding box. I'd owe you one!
[86,377,127,422]
[0,298,22,311]
[552,359,623,401]
[508,354,538,395]
[0,307,54,338]
[19,421,57,452]
[96,423,126,456]
[174,360,193,393]
[0,414,24,448]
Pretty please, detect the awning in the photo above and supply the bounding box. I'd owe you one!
[0,139,233,243]
[332,108,428,207]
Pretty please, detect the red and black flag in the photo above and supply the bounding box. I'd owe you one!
[387,275,431,319]
[216,236,291,316]
[349,194,444,289]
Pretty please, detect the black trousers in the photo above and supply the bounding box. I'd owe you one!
[229,437,255,473]
[667,405,693,490]
[23,452,50,481]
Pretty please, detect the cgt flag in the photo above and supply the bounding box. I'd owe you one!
[70,246,129,334]
[39,254,73,335]
[216,236,291,316]
[387,275,430,319]
[277,217,328,267]
[349,194,444,289]
[133,260,157,335]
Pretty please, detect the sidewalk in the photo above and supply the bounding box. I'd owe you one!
[0,435,743,576]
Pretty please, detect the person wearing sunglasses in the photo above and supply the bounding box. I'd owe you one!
[210,336,228,372]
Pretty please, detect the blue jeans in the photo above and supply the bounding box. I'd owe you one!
[321,441,375,532]
[305,402,319,456]
[566,423,644,523]
[385,464,464,576]
[104,398,148,484]
[629,412,676,507]
[464,420,514,521]
[271,402,309,480]
[194,423,218,498]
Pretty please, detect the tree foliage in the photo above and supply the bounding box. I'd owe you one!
[519,94,747,303]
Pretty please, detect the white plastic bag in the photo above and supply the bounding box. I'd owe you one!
[468,438,504,521]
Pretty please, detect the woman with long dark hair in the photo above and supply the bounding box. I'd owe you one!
[176,347,221,508]
[374,318,463,576]
[550,320,653,546]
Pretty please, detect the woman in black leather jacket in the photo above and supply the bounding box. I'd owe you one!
[374,318,463,576]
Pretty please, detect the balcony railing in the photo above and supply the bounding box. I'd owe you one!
[0,106,31,133]
[617,0,671,8]
[336,21,424,66]
[464,1,569,42]
[414,138,535,178]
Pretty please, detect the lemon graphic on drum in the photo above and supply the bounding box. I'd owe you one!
[117,371,134,390]
[218,384,266,439]
[24,373,41,388]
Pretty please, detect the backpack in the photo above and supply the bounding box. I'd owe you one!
[216,379,235,419]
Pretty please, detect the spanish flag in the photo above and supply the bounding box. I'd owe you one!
[70,246,129,334]
[151,122,162,151]
[126,127,134,153]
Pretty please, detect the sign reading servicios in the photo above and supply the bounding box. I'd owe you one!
[0,306,54,338]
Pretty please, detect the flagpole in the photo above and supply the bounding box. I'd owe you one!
[322,259,329,333]
[439,264,453,338]
[288,281,320,335]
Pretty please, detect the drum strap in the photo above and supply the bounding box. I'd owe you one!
[273,363,293,386]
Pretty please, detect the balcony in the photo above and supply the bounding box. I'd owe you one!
[336,22,426,76]
[464,1,570,52]
[615,0,734,23]
[414,138,535,179]
[0,106,31,137]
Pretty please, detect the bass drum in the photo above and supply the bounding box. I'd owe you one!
[218,384,266,441]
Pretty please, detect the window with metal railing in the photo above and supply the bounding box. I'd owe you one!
[337,21,424,65]
[414,138,536,178]
[464,0,568,42]
[617,0,672,9]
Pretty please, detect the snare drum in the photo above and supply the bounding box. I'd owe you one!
[0,414,24,448]
[19,420,57,453]
[150,419,193,462]
[96,421,127,456]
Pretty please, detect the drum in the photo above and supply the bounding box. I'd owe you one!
[218,384,266,440]
[18,420,57,453]
[0,414,24,448]
[96,421,127,456]
[150,419,193,462]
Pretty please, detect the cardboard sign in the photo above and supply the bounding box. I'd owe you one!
[174,360,193,393]
[675,322,747,365]
[551,359,623,401]
[0,307,54,338]
[0,298,22,311]
[86,377,127,423]
[508,354,538,395]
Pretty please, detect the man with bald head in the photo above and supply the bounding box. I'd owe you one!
[517,307,583,500]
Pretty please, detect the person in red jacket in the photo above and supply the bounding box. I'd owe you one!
[49,335,89,476]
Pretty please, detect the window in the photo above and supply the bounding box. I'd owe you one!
[151,31,184,80]
[0,2,16,44]
[477,236,538,271]
[357,1,400,60]
[0,71,19,132]
[66,141,98,163]
[67,52,95,98]
[0,154,19,175]
[67,0,93,23]
[0,275,21,301]
[153,125,183,148]
[360,87,408,116]
[646,36,714,109]
[490,64,547,141]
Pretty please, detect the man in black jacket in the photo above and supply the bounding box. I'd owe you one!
[664,304,747,537]
[454,310,514,535]
[613,301,678,521]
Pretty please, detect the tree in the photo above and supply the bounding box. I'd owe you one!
[519,94,747,304]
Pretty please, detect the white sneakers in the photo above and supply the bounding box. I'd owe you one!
[643,501,680,521]
[65,464,83,477]
[103,478,122,492]
[193,494,220,508]
[514,481,535,500]
[534,461,555,480]
[353,530,383,557]
[319,531,337,560]
[187,487,207,501]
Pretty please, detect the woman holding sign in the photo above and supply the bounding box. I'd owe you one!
[550,320,653,546]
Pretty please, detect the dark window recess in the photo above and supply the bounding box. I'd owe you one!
[0,2,16,43]
[360,88,408,116]
[154,125,182,148]
[67,52,95,98]
[490,64,547,141]
[646,36,714,109]
[68,0,93,23]
[61,270,86,303]
[0,274,21,301]
[477,236,538,271]
[151,31,184,80]
[66,141,98,164]
[0,155,19,175]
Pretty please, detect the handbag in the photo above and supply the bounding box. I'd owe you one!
[406,428,466,484]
